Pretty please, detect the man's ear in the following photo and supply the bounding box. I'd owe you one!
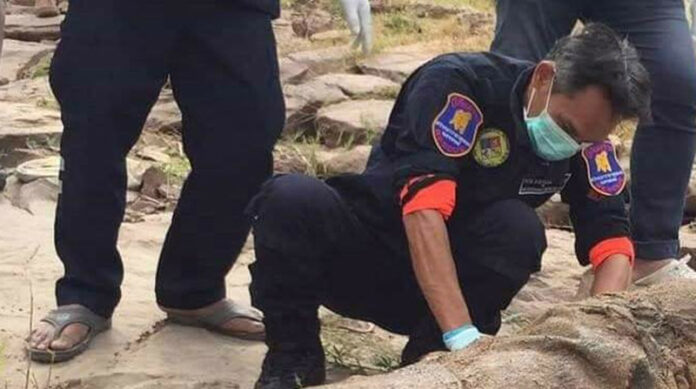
[532,61,556,89]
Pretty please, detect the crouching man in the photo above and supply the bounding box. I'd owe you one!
[249,23,651,389]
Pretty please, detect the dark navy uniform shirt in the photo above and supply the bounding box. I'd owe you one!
[236,0,280,18]
[328,52,629,268]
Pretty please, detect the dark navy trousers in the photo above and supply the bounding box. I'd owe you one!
[249,174,546,352]
[491,0,696,260]
[52,0,284,318]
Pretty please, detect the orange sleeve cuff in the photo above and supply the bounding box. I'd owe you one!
[401,179,457,220]
[589,237,635,270]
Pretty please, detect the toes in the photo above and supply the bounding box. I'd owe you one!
[223,318,265,333]
[50,323,89,351]
[28,325,53,349]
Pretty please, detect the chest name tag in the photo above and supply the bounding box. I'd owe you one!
[581,141,626,196]
[519,173,572,196]
[431,93,483,157]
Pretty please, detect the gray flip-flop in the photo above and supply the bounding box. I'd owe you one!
[26,305,111,363]
[166,300,265,341]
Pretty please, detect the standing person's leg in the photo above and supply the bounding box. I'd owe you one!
[155,2,283,336]
[588,0,696,280]
[490,0,581,61]
[27,0,176,361]
[401,200,547,365]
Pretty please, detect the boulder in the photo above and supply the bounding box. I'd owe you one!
[315,99,394,147]
[291,9,334,38]
[322,280,696,389]
[4,14,63,42]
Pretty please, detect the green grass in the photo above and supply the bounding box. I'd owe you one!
[30,55,52,79]
[159,154,191,185]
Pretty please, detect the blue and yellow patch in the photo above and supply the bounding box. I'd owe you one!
[581,141,626,196]
[431,93,483,157]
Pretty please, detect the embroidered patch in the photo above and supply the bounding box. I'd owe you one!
[581,141,626,196]
[519,173,572,195]
[431,93,483,157]
[473,128,510,167]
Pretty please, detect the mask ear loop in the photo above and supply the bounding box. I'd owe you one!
[525,74,555,117]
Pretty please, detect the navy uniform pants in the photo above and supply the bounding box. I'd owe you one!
[52,0,284,318]
[491,0,696,260]
[249,174,546,360]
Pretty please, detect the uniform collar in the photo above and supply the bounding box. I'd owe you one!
[510,65,535,148]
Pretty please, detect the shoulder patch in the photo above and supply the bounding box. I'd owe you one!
[581,141,626,196]
[431,93,483,157]
[473,128,510,167]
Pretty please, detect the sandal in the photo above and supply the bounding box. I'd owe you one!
[26,305,111,363]
[166,300,265,341]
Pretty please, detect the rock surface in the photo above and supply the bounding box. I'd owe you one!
[315,99,394,147]
[358,49,435,83]
[313,73,399,98]
[0,102,62,166]
[4,14,63,42]
[323,280,696,389]
[0,39,54,82]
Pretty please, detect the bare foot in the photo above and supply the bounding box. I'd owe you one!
[28,304,90,352]
[160,299,264,334]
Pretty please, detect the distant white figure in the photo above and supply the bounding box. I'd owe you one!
[691,0,696,38]
[339,0,372,54]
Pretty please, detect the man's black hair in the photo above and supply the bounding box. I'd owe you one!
[547,23,652,121]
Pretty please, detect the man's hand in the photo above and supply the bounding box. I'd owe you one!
[590,254,632,296]
[403,210,471,332]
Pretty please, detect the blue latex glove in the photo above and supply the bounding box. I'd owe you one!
[443,324,481,351]
[338,0,372,54]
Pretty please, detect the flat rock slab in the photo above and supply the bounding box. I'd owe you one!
[284,79,349,134]
[314,73,399,98]
[4,14,63,42]
[287,45,354,74]
[358,51,434,83]
[0,102,62,165]
[316,99,394,147]
[279,57,310,84]
[0,39,55,82]
[0,76,55,104]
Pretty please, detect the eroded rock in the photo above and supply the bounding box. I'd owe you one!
[323,280,696,389]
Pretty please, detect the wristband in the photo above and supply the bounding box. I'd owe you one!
[442,324,481,351]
